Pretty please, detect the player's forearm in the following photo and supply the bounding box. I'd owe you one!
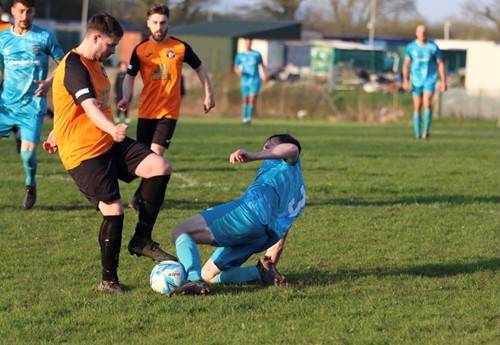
[196,64,214,98]
[402,59,410,83]
[265,233,288,265]
[121,74,134,101]
[255,144,299,162]
[81,98,116,135]
[438,61,446,82]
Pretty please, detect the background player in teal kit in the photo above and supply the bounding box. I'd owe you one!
[402,24,447,140]
[233,38,269,125]
[0,0,64,208]
[165,134,306,296]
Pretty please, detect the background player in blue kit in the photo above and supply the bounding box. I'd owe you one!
[165,134,306,296]
[0,0,64,209]
[234,38,269,125]
[402,24,447,140]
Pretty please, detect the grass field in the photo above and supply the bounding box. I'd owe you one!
[0,118,498,344]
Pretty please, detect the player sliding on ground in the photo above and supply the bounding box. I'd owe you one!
[165,134,306,296]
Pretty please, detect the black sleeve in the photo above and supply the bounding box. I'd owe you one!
[127,45,141,76]
[182,41,202,70]
[63,52,96,105]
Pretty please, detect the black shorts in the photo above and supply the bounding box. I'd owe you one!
[137,118,177,149]
[68,137,153,210]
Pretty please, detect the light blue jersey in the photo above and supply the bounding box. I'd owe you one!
[0,25,64,116]
[241,157,306,238]
[199,156,306,272]
[234,50,264,98]
[234,50,263,80]
[405,39,442,88]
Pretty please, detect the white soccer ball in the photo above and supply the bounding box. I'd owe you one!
[149,260,186,294]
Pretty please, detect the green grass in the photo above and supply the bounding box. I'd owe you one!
[0,118,498,345]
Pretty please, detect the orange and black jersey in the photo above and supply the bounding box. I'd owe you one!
[128,35,201,120]
[53,49,114,170]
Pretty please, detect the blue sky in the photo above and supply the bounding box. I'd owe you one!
[416,0,463,23]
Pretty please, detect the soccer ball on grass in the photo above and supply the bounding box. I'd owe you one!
[149,260,186,294]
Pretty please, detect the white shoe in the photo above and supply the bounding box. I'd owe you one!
[114,117,120,123]
[124,118,131,124]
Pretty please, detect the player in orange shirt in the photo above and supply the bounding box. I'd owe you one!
[0,2,11,31]
[118,2,215,211]
[43,13,176,294]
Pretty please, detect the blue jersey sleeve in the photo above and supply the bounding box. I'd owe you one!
[234,53,241,66]
[47,31,65,61]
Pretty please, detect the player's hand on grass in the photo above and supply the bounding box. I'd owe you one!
[43,130,58,154]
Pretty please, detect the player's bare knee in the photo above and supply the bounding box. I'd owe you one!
[171,225,185,242]
[152,156,172,176]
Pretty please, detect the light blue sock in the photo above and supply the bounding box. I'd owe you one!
[242,104,248,122]
[423,109,432,134]
[174,233,202,282]
[413,112,421,138]
[20,149,37,186]
[247,104,254,121]
[214,266,260,284]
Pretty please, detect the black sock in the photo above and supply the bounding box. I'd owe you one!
[133,179,144,202]
[99,215,124,282]
[134,175,170,239]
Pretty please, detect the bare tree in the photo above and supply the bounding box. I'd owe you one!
[169,0,219,24]
[378,0,417,24]
[257,0,304,20]
[328,0,371,33]
[462,0,500,32]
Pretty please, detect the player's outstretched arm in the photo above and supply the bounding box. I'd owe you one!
[230,144,299,164]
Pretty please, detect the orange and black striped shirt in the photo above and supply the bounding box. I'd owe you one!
[52,49,114,170]
[127,36,201,120]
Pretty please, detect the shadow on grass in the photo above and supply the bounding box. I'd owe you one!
[164,198,230,210]
[283,258,500,287]
[174,166,236,173]
[119,259,500,295]
[0,204,90,211]
[308,195,500,206]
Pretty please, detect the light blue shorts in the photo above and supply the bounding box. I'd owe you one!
[201,200,279,271]
[240,77,262,98]
[0,107,44,144]
[412,79,436,96]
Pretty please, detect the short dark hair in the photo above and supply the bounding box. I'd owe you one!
[266,134,302,153]
[147,2,170,18]
[86,12,123,39]
[13,0,35,7]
